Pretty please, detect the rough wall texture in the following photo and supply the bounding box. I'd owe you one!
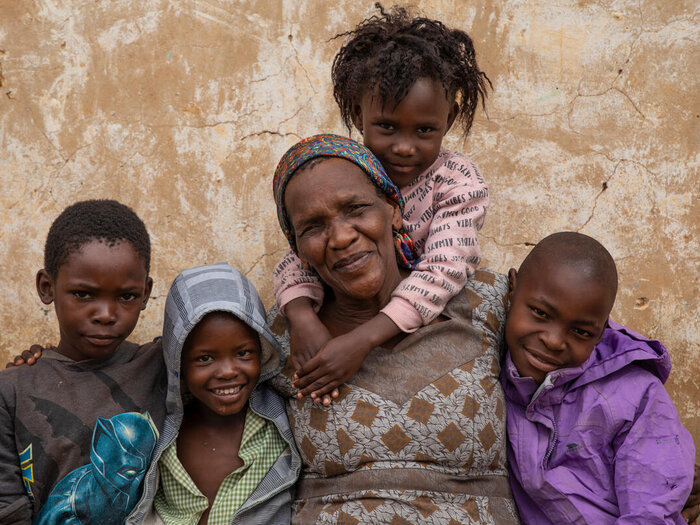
[1,1,698,452]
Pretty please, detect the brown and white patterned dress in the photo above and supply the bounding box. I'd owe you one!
[269,270,520,524]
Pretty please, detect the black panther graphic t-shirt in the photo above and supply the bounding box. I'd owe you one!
[0,340,166,523]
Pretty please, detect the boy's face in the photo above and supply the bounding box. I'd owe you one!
[352,77,457,188]
[36,240,152,362]
[505,260,612,384]
[182,313,261,418]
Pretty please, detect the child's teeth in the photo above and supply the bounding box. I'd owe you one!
[214,386,241,395]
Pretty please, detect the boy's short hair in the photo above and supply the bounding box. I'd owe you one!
[44,200,151,278]
[520,231,618,309]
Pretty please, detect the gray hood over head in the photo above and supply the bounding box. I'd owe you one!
[127,263,299,525]
[161,262,283,416]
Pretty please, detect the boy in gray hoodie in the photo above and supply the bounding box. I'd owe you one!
[129,263,301,525]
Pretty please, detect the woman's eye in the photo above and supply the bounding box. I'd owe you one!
[300,224,321,237]
[349,203,369,214]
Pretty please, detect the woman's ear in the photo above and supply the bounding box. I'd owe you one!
[36,269,55,305]
[390,201,403,231]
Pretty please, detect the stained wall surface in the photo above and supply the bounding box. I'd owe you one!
[1,1,698,451]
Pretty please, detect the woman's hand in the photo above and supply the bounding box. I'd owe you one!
[683,464,700,524]
[5,344,49,368]
[293,330,372,404]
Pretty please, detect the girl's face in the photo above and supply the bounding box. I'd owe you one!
[182,313,261,418]
[352,77,457,188]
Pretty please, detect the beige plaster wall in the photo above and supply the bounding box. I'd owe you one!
[1,1,698,450]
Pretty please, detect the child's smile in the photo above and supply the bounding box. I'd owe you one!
[352,77,456,188]
[182,313,261,418]
[505,261,611,384]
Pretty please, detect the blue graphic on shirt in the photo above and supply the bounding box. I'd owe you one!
[19,444,35,501]
[35,411,158,525]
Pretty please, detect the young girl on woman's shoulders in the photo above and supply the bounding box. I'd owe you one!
[273,4,491,402]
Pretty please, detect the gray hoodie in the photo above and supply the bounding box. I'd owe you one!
[127,263,301,524]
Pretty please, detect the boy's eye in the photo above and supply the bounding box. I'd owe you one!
[530,306,547,319]
[195,355,213,363]
[572,327,592,338]
[121,293,138,301]
[72,291,91,299]
[417,126,435,134]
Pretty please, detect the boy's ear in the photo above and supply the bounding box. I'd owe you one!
[36,269,55,305]
[351,103,364,134]
[141,277,154,310]
[445,102,459,134]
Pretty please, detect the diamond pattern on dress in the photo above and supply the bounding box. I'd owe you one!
[437,422,466,452]
[407,397,434,424]
[351,400,379,427]
[382,425,411,453]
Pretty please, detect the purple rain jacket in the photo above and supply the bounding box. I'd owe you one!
[501,319,695,524]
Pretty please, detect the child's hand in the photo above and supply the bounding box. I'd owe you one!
[293,331,372,403]
[683,464,700,524]
[5,344,50,368]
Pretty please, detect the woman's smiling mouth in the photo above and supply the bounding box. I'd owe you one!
[333,252,372,272]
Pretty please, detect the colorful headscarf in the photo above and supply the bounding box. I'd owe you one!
[273,134,419,269]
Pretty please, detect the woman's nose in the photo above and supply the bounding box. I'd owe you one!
[328,219,357,249]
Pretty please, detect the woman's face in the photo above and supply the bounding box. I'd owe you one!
[284,157,403,302]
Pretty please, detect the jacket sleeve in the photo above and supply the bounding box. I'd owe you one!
[382,155,488,331]
[0,385,33,525]
[272,248,324,314]
[613,377,695,524]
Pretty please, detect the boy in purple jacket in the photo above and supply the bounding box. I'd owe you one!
[501,231,695,524]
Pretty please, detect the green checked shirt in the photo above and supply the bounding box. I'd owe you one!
[153,408,287,525]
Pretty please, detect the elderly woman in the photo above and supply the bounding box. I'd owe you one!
[269,134,519,524]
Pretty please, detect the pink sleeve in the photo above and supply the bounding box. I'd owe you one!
[385,156,488,331]
[273,248,324,314]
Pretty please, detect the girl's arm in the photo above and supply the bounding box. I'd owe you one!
[385,153,488,331]
[292,313,400,403]
[273,249,330,369]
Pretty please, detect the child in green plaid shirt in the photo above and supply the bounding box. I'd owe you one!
[131,263,301,525]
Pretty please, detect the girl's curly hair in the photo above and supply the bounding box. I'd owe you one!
[332,3,491,136]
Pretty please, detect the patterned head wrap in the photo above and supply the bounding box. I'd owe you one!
[273,134,419,269]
